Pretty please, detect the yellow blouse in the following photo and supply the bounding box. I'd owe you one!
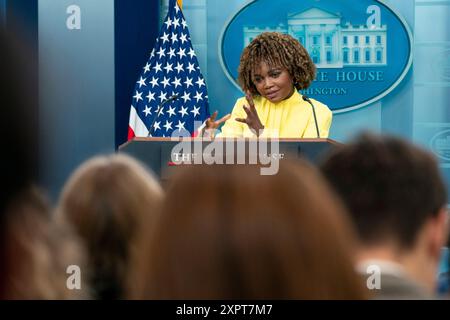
[218,91,332,138]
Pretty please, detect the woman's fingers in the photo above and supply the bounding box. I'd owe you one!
[206,111,219,129]
[216,113,231,125]
[235,118,247,124]
[210,110,218,122]
[242,105,251,116]
[245,93,256,111]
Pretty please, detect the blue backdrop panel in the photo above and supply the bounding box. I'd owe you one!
[39,0,115,200]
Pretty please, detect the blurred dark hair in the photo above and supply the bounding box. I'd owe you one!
[134,161,367,299]
[0,26,38,298]
[321,132,447,249]
[0,28,38,214]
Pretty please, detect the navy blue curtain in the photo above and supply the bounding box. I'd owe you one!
[115,0,160,148]
[4,0,38,109]
[4,0,39,173]
[5,0,38,31]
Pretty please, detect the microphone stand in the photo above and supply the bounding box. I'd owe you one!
[147,94,179,137]
[302,95,320,139]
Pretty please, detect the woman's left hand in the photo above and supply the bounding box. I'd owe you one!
[235,93,265,136]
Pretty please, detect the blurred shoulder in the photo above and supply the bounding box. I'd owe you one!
[310,98,332,118]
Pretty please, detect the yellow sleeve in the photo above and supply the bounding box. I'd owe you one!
[217,98,247,138]
[303,101,333,138]
[320,107,333,138]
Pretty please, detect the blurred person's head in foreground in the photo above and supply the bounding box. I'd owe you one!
[56,154,163,299]
[3,187,86,299]
[133,161,367,299]
[321,132,448,299]
[0,28,84,299]
[0,25,37,216]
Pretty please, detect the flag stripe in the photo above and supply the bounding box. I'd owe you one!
[128,126,135,140]
[129,105,149,138]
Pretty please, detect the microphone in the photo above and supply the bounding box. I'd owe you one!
[147,94,179,137]
[302,95,320,139]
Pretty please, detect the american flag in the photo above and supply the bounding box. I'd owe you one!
[128,0,210,139]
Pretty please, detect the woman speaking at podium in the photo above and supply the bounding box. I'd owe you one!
[202,32,332,138]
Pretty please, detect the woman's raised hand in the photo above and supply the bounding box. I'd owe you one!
[235,93,264,135]
[202,111,231,137]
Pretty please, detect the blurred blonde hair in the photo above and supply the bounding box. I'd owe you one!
[56,154,163,299]
[2,186,86,299]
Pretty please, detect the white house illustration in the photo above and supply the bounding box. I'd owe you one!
[243,7,387,68]
[436,136,450,151]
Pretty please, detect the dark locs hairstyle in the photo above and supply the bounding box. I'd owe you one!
[238,32,316,96]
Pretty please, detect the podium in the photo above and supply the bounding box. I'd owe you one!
[119,137,340,180]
